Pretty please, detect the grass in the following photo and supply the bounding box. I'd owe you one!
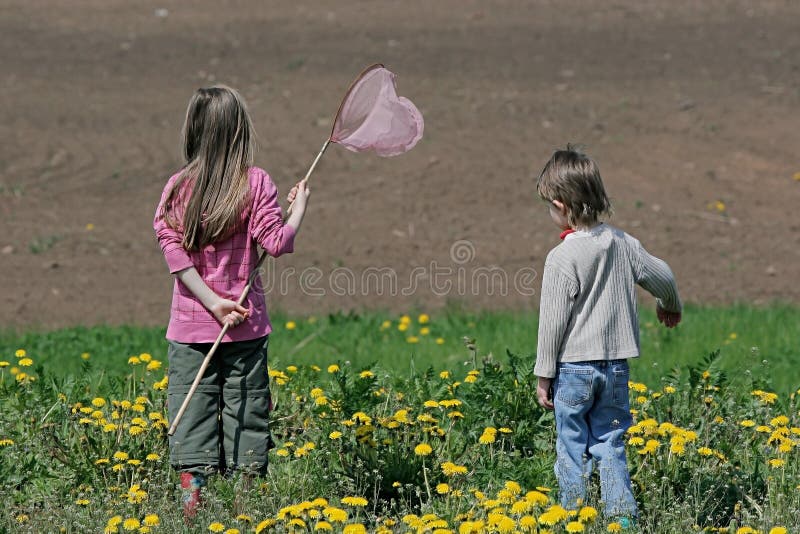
[1,303,798,533]
[0,303,797,394]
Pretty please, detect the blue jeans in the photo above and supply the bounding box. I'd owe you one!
[553,360,638,517]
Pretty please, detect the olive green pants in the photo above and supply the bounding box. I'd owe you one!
[167,336,272,476]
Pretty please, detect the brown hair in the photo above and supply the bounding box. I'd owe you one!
[161,86,255,250]
[536,144,612,227]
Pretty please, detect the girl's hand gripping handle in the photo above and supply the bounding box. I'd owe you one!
[285,179,310,231]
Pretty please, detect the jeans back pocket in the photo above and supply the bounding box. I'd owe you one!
[555,367,593,407]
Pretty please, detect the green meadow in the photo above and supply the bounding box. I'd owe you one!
[0,304,798,533]
[2,304,797,394]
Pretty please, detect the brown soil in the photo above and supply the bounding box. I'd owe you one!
[2,0,799,330]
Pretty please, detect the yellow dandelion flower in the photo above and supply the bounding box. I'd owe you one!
[0,361,8,367]
[122,518,140,531]
[91,397,106,407]
[436,337,445,345]
[566,521,585,533]
[512,500,532,514]
[525,490,549,506]
[769,458,785,468]
[342,524,366,534]
[146,360,162,371]
[406,336,419,344]
[414,443,433,456]
[285,321,296,330]
[771,415,789,427]
[769,528,787,534]
[315,521,333,531]
[607,523,622,533]
[208,522,225,533]
[341,496,368,507]
[323,507,348,523]
[254,519,276,533]
[15,349,26,358]
[0,439,14,447]
[420,327,431,335]
[697,447,714,456]
[153,376,168,390]
[18,358,33,367]
[128,356,141,365]
[538,505,568,526]
[113,451,129,461]
[578,506,598,522]
[441,461,468,476]
[629,382,647,393]
[504,480,521,494]
[418,313,430,324]
[359,370,374,379]
[327,364,340,373]
[329,431,342,440]
[479,432,496,444]
[224,529,240,534]
[142,514,160,527]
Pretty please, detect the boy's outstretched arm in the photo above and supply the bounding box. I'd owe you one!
[175,267,250,327]
[634,242,682,328]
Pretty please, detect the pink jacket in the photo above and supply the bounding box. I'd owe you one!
[154,167,295,343]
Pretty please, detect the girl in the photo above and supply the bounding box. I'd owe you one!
[154,86,310,518]
[533,145,681,527]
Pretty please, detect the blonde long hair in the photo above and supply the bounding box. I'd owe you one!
[162,86,255,251]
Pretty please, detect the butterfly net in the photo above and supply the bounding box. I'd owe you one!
[330,64,424,157]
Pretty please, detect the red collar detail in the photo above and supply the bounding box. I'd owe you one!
[559,229,576,240]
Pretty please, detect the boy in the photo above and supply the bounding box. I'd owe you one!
[534,145,682,524]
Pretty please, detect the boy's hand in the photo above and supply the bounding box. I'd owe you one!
[657,304,681,329]
[210,298,250,328]
[537,377,554,410]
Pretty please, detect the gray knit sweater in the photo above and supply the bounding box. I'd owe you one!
[534,224,682,378]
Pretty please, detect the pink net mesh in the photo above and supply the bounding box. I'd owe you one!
[331,65,424,157]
